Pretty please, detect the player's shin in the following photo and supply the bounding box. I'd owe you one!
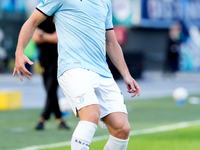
[103,135,129,150]
[71,121,97,150]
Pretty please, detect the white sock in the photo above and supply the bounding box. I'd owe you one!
[71,121,97,150]
[103,135,129,150]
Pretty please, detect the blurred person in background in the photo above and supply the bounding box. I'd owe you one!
[163,21,183,75]
[0,28,8,72]
[32,16,70,130]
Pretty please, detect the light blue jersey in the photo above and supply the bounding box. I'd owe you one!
[36,0,114,78]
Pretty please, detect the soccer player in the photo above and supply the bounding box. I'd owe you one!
[13,0,140,150]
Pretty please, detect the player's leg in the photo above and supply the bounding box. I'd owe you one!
[96,77,130,150]
[77,104,100,124]
[58,68,100,150]
[102,112,130,150]
[71,104,100,150]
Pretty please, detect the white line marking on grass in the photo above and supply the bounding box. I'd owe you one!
[16,141,71,150]
[17,120,200,150]
[129,120,200,136]
[11,127,26,133]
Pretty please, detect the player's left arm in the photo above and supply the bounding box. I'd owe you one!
[106,29,140,97]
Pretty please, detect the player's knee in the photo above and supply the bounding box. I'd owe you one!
[78,107,100,125]
[87,111,100,124]
[116,122,130,139]
[122,122,130,136]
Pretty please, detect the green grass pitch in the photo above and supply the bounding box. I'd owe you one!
[44,126,200,150]
[0,95,200,150]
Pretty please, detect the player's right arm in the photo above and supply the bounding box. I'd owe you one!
[13,9,47,81]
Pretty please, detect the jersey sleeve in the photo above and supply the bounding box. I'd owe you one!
[105,0,114,30]
[36,0,63,16]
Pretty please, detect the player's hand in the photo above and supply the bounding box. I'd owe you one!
[124,74,140,97]
[12,53,34,81]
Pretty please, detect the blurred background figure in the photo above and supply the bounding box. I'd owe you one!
[32,16,70,130]
[0,28,8,73]
[163,22,183,75]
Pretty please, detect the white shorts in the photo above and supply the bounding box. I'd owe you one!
[58,68,127,120]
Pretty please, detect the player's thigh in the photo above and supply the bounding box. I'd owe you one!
[97,77,127,119]
[78,104,100,124]
[58,68,90,98]
[58,68,100,119]
[102,112,130,138]
[102,112,129,130]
